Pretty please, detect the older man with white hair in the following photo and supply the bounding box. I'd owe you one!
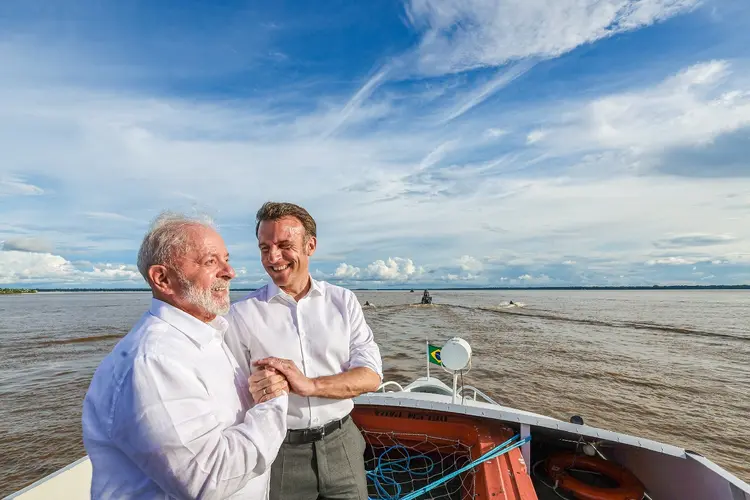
[82,212,290,499]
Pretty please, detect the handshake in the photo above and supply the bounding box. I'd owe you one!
[248,356,317,404]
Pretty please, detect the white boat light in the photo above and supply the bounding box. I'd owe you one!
[441,337,472,371]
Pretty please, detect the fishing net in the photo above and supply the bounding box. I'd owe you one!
[362,429,476,500]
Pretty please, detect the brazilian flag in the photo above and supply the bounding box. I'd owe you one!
[428,344,442,365]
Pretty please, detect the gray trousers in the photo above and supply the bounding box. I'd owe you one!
[269,418,368,500]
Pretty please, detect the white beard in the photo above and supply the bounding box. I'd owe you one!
[177,274,231,317]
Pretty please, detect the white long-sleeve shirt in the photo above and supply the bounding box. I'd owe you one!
[82,298,288,499]
[224,278,382,430]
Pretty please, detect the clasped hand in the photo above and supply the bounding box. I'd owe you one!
[252,357,317,398]
[248,367,290,404]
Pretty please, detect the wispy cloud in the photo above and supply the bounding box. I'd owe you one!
[646,256,704,266]
[526,129,547,144]
[1,237,53,253]
[322,66,391,137]
[417,141,457,170]
[440,61,536,122]
[404,0,699,76]
[654,233,738,248]
[84,212,140,223]
[530,61,750,160]
[0,176,44,196]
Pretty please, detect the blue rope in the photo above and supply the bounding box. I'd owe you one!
[367,434,531,500]
[366,445,435,499]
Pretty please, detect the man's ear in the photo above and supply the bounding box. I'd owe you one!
[306,236,317,256]
[148,265,172,295]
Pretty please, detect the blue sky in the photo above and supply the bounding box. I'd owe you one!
[1,0,750,288]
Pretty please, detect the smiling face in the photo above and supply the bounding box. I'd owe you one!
[257,215,316,297]
[150,224,235,322]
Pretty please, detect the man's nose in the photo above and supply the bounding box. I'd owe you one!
[221,260,235,279]
[267,247,282,263]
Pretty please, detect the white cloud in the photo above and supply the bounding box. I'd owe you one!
[367,257,423,281]
[0,250,142,284]
[587,61,750,152]
[87,263,143,281]
[334,263,361,279]
[0,176,44,196]
[84,212,139,223]
[646,256,701,266]
[484,128,507,138]
[331,258,425,282]
[418,141,457,170]
[444,272,480,281]
[405,0,698,76]
[526,129,547,144]
[512,273,554,285]
[458,255,483,272]
[535,61,750,156]
[0,251,72,283]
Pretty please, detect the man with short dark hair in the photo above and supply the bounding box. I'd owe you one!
[224,201,383,500]
[82,212,290,499]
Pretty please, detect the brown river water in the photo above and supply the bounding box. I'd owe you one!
[1,289,748,496]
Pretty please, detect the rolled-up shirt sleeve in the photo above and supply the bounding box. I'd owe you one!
[345,291,383,379]
[111,354,288,500]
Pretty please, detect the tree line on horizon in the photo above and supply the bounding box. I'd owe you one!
[3,284,749,292]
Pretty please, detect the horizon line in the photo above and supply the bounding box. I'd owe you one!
[2,284,749,292]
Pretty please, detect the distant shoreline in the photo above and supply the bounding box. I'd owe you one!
[0,288,37,294]
[13,284,750,292]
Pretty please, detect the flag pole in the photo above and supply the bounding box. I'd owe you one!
[426,338,430,379]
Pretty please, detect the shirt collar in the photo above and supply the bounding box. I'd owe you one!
[266,276,323,303]
[149,298,228,348]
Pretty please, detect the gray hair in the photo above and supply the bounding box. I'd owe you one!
[137,211,216,283]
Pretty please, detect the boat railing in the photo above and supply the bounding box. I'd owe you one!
[375,382,500,405]
[377,381,405,392]
[458,385,501,405]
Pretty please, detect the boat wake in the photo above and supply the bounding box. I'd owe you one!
[42,333,123,345]
[495,301,525,309]
[467,305,749,343]
[385,302,750,344]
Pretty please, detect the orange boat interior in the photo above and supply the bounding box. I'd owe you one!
[352,405,647,500]
[353,405,537,500]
